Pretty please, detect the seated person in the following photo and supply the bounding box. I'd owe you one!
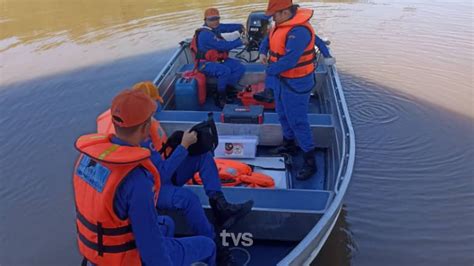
[74,89,216,266]
[190,7,248,107]
[97,81,254,265]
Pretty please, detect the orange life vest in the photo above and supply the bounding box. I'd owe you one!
[148,118,168,153]
[268,8,316,79]
[192,159,275,188]
[190,26,229,63]
[73,133,161,266]
[97,109,167,153]
[96,109,115,136]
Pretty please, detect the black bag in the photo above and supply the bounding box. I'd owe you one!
[160,112,218,158]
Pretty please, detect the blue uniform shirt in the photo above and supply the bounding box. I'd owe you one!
[111,137,174,266]
[141,138,189,183]
[314,35,331,58]
[197,23,244,52]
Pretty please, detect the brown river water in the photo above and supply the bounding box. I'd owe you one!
[0,0,473,265]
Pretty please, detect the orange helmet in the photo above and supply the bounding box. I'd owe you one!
[266,0,293,16]
[204,8,220,19]
[110,89,157,127]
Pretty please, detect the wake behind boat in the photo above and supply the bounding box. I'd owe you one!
[148,10,355,265]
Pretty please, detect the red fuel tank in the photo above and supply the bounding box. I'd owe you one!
[183,70,207,105]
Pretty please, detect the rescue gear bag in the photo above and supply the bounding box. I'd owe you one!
[160,112,218,158]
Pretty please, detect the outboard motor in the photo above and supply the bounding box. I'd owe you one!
[246,11,272,51]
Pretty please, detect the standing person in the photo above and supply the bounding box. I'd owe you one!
[190,8,247,107]
[254,0,322,180]
[254,1,336,103]
[73,89,216,266]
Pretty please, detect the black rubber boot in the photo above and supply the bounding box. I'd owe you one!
[209,191,254,229]
[215,92,227,108]
[253,88,274,103]
[270,138,299,155]
[296,150,317,180]
[226,85,239,98]
[225,95,236,104]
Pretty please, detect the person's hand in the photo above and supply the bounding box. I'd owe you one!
[239,25,246,34]
[324,56,336,66]
[181,130,197,149]
[240,35,249,46]
[259,54,268,64]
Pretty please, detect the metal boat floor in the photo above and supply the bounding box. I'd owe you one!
[257,146,327,190]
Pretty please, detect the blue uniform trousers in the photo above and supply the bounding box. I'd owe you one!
[166,236,216,266]
[157,152,221,240]
[268,74,316,152]
[200,58,245,92]
[163,223,216,266]
[158,216,216,266]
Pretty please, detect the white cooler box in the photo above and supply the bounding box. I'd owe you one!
[214,135,258,159]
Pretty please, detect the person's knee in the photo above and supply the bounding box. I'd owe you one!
[217,65,231,77]
[230,63,244,80]
[236,63,245,75]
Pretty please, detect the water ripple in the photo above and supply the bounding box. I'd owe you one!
[349,100,401,125]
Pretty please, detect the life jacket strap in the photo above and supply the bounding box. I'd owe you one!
[269,48,314,59]
[77,211,132,236]
[293,57,316,68]
[76,211,136,256]
[78,231,136,255]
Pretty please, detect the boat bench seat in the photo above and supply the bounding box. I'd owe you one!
[155,110,334,147]
[156,110,332,126]
[164,186,334,241]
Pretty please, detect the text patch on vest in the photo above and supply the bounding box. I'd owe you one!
[76,155,110,192]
